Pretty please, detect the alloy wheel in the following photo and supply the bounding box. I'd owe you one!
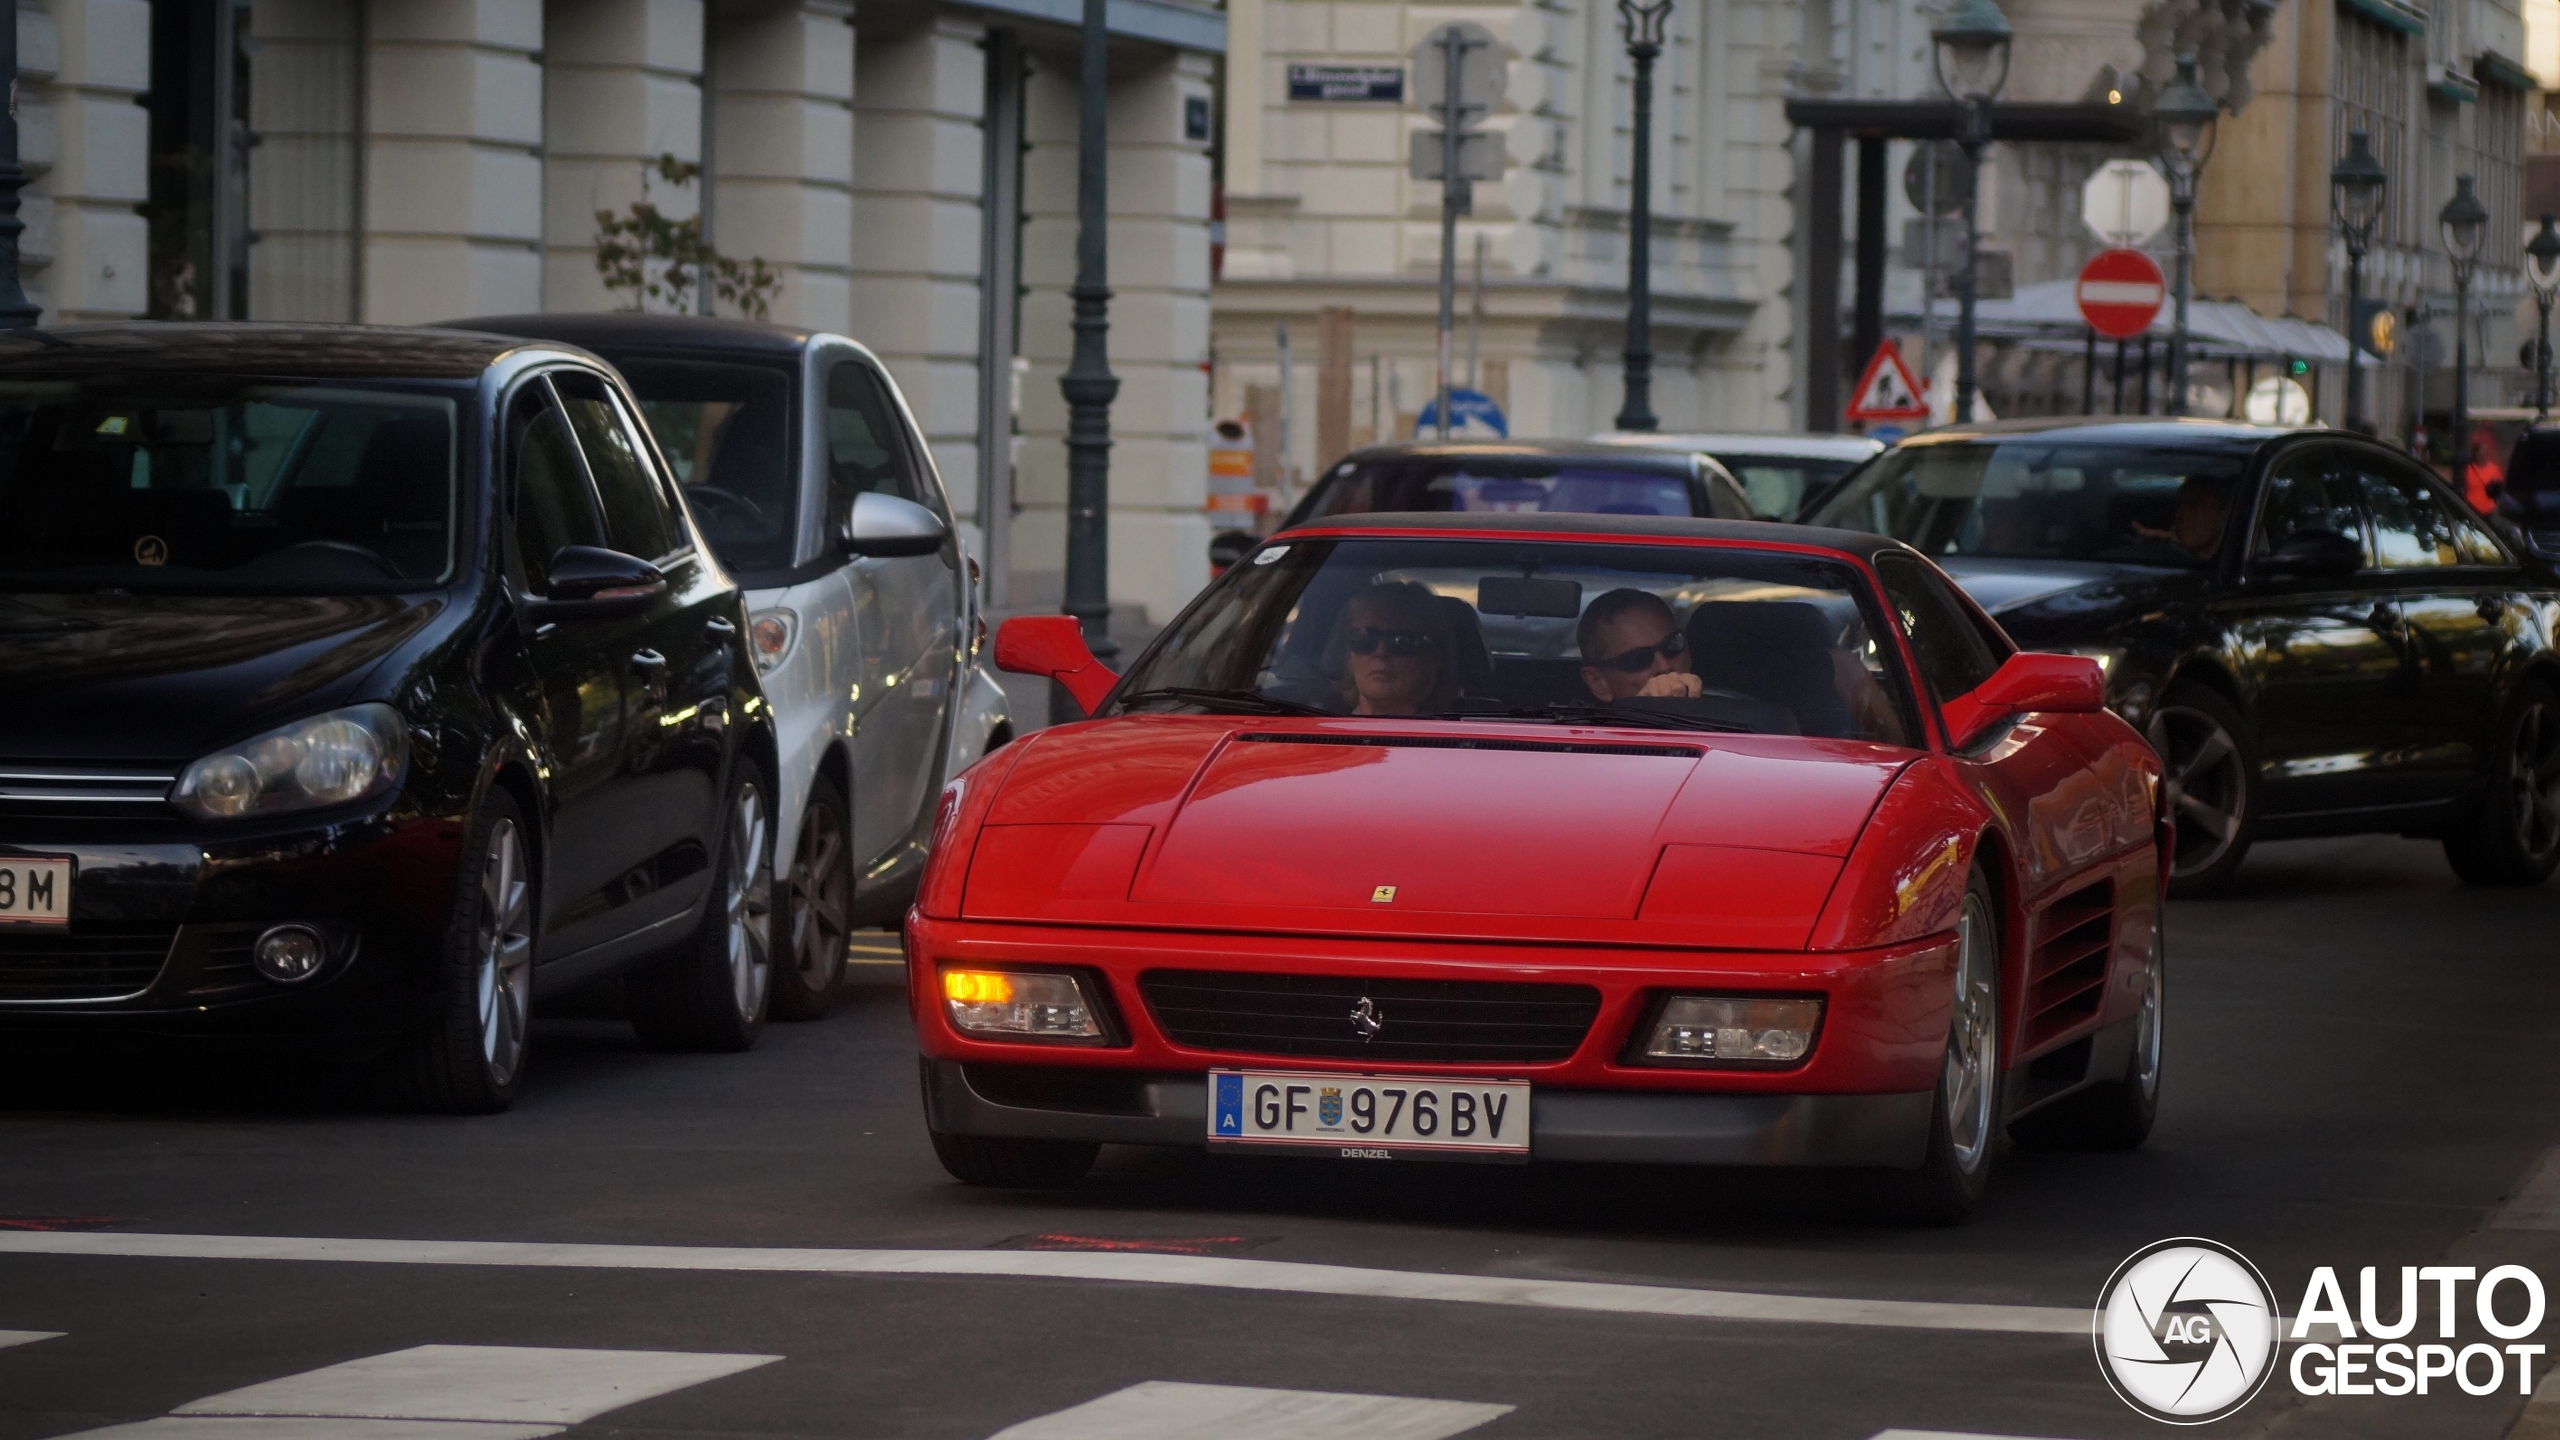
[2147,704,2247,878]
[787,797,849,993]
[725,782,774,1022]
[2505,698,2560,861]
[1945,891,1999,1173]
[474,818,534,1085]
[2131,928,2163,1104]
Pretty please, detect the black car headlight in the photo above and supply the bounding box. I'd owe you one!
[172,703,409,821]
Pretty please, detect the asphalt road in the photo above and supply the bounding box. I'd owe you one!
[3,834,2558,1440]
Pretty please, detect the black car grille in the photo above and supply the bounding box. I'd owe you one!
[0,764,175,819]
[0,927,175,1001]
[1139,969,1601,1064]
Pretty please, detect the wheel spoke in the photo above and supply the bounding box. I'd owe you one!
[2175,791,2241,841]
[2174,727,2234,785]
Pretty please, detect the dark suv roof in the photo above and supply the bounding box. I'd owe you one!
[443,313,818,356]
[1903,416,2298,448]
[0,322,556,379]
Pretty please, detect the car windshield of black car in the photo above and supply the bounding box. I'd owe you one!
[1116,536,1917,744]
[0,378,462,594]
[1808,439,2246,569]
[1303,456,1696,520]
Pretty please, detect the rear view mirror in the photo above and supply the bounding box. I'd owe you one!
[1209,529,1258,574]
[1477,576,1583,618]
[2250,529,2362,580]
[994,616,1120,716]
[844,491,947,558]
[536,546,666,615]
[1942,652,2105,749]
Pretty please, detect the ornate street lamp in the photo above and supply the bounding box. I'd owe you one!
[1932,0,2012,423]
[0,0,35,327]
[2152,56,2218,418]
[1057,0,1120,681]
[2330,129,2387,431]
[1614,0,1673,433]
[2527,215,2560,421]
[2440,175,2489,479]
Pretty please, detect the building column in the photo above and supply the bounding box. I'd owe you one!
[851,12,987,540]
[362,0,544,322]
[24,0,150,320]
[707,1,853,331]
[1016,48,1216,626]
[543,0,705,313]
[249,0,365,321]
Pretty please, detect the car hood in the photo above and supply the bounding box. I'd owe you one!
[0,592,443,762]
[959,717,1913,950]
[1930,556,2204,644]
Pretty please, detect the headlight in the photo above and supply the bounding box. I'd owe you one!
[172,703,408,821]
[1637,995,1822,1066]
[941,967,1103,1040]
[749,607,797,674]
[2056,647,2124,679]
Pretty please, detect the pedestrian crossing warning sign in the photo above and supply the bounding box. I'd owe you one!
[1845,339,1930,424]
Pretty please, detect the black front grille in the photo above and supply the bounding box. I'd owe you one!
[0,764,175,819]
[0,927,175,1001]
[1139,969,1601,1064]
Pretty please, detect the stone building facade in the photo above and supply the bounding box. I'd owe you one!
[22,0,1224,626]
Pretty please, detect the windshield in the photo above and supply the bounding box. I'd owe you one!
[1714,452,1863,520]
[1118,536,1917,743]
[1299,455,1699,522]
[612,355,798,573]
[0,378,461,594]
[1806,438,2248,568]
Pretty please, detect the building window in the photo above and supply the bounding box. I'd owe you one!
[2477,79,2526,271]
[2334,10,2413,251]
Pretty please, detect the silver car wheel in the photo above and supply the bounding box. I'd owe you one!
[725,781,773,1022]
[2505,697,2560,860]
[474,818,534,1086]
[2147,703,2247,879]
[2132,927,2163,1103]
[1945,890,1999,1174]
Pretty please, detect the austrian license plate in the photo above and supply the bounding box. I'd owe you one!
[1207,1069,1531,1161]
[0,854,71,927]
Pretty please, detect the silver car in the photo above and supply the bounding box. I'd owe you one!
[448,314,1011,1018]
[1587,431,1887,520]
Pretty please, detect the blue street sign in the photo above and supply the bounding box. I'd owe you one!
[1414,387,1508,439]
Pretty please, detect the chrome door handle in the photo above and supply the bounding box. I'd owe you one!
[704,616,736,641]
[630,648,667,672]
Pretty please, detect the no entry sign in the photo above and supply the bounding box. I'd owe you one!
[2077,248,2166,339]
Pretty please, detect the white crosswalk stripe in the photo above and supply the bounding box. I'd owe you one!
[988,1381,1512,1440]
[49,1344,778,1440]
[0,1330,61,1350]
[1869,1430,2086,1439]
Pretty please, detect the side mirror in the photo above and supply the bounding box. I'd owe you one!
[1941,652,2105,750]
[993,616,1120,717]
[535,546,666,616]
[844,491,948,558]
[1208,529,1258,574]
[2249,528,2362,580]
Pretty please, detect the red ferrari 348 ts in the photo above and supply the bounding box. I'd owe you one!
[908,513,2165,1222]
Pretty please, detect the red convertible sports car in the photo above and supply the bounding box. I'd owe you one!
[908,513,2165,1222]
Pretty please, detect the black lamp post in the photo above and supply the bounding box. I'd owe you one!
[1058,0,1119,668]
[1614,0,1672,433]
[2152,56,2217,417]
[2330,129,2386,431]
[0,0,36,329]
[1932,0,2012,424]
[2527,215,2560,422]
[2440,175,2488,478]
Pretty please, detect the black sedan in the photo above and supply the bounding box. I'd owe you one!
[0,323,789,1111]
[1808,418,2560,892]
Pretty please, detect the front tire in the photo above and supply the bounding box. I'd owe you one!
[929,1129,1099,1188]
[1874,870,2002,1225]
[2147,684,2254,895]
[2445,679,2560,886]
[771,774,851,1021]
[628,758,775,1052]
[398,789,536,1114]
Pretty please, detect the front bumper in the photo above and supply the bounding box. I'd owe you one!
[922,1059,1934,1167]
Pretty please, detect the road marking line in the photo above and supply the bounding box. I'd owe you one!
[2494,1142,2560,1229]
[173,1343,777,1424]
[0,1231,2088,1335]
[0,1329,60,1349]
[55,1420,562,1439]
[988,1380,1511,1439]
[1870,1431,2086,1440]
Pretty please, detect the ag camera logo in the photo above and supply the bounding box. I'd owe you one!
[2094,1238,2280,1424]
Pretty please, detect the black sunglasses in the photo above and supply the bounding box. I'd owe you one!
[1347,626,1437,658]
[1602,632,1686,673]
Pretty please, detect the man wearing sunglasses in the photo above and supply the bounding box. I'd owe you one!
[1576,587,1705,702]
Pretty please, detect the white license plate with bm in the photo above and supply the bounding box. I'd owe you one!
[1208,1068,1530,1161]
[0,854,71,927]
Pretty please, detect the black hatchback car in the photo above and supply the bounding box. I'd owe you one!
[1809,418,2560,892]
[0,324,784,1111]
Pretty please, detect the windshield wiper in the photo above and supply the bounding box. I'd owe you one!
[1116,686,1335,717]
[1442,701,1750,734]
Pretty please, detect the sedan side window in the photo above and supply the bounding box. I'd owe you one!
[2253,448,2366,559]
[553,370,678,562]
[508,382,606,594]
[2360,462,2508,568]
[1875,553,2003,706]
[825,360,927,513]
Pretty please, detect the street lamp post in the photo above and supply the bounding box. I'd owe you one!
[2440,175,2489,481]
[2152,56,2218,418]
[0,0,36,328]
[2330,130,2387,432]
[2527,215,2560,422]
[1058,0,1120,672]
[1614,0,1672,433]
[1931,0,2012,425]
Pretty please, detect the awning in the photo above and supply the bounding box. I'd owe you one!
[1895,280,2352,363]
